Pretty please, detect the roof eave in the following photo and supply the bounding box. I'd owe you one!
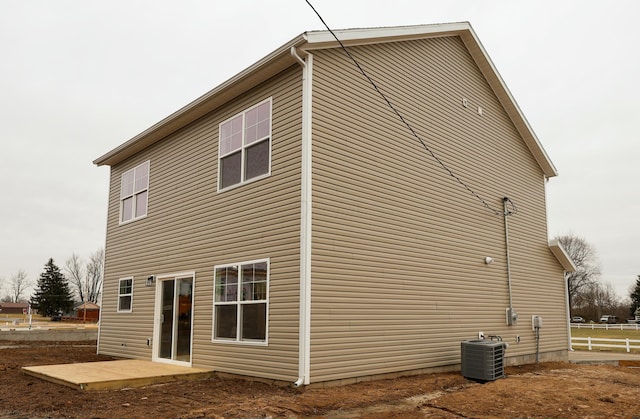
[549,239,577,272]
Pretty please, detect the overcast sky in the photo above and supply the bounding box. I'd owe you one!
[1,1,638,301]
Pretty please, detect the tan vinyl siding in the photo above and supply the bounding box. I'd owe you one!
[99,65,303,382]
[309,36,567,382]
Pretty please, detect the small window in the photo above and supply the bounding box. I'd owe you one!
[213,259,268,343]
[118,277,133,312]
[120,161,149,223]
[218,99,271,190]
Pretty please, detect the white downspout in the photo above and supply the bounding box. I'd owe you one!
[564,271,573,351]
[291,46,312,387]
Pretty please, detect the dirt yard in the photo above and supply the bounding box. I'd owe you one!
[1,341,639,418]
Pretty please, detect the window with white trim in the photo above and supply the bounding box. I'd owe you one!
[120,161,149,223]
[213,259,268,343]
[117,277,133,312]
[218,98,271,190]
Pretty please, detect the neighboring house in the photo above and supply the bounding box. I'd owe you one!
[0,302,29,315]
[74,302,100,322]
[93,23,576,386]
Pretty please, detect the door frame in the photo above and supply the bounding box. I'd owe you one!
[152,271,195,366]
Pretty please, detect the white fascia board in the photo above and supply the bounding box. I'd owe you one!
[302,22,471,50]
[549,239,577,272]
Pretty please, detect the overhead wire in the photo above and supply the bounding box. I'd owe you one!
[304,0,513,217]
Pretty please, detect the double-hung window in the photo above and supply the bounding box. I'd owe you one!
[120,161,149,223]
[218,98,271,190]
[118,277,133,312]
[213,259,268,343]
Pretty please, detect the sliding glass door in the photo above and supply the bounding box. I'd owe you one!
[156,275,193,364]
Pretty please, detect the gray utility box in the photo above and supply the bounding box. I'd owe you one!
[460,339,506,381]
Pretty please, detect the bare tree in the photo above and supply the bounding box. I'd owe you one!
[65,250,104,303]
[573,281,619,321]
[85,249,104,303]
[556,234,601,312]
[572,282,595,320]
[594,282,618,315]
[8,270,32,303]
[65,253,85,302]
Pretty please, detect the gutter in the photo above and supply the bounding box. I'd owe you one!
[292,45,313,387]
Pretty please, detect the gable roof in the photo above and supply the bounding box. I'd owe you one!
[74,302,100,310]
[0,302,29,309]
[93,22,557,178]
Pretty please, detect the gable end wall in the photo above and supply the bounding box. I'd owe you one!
[309,36,567,382]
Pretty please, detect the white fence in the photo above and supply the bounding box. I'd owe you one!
[571,323,640,331]
[571,337,640,353]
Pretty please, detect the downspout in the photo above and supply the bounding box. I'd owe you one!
[291,46,313,387]
[564,271,573,351]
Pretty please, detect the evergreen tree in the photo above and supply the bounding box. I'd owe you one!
[630,275,640,319]
[30,258,74,317]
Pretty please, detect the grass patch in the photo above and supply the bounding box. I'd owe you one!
[571,326,640,353]
[571,327,640,339]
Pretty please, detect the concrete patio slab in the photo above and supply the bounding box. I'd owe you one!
[568,350,640,365]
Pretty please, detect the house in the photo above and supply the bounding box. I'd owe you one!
[93,23,576,386]
[74,302,100,322]
[0,302,29,315]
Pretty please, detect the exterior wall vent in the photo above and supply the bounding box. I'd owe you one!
[460,339,507,381]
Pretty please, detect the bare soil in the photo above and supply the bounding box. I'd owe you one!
[1,341,640,418]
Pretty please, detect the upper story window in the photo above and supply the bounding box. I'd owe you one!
[120,161,149,223]
[218,98,271,190]
[213,259,269,344]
